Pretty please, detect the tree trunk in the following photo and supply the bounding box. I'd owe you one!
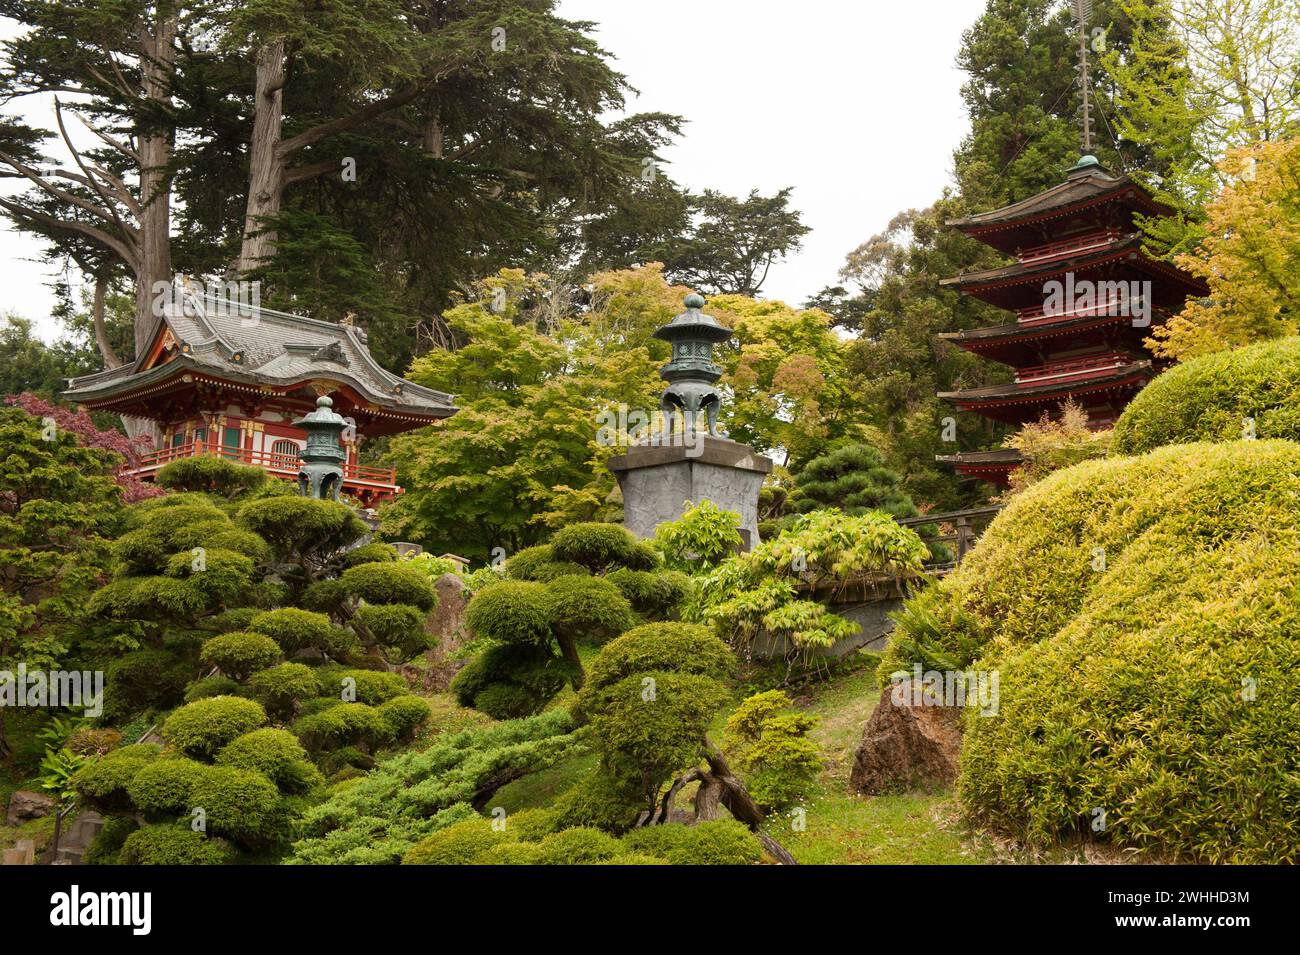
[556,635,585,690]
[135,12,176,355]
[91,275,122,369]
[239,39,286,272]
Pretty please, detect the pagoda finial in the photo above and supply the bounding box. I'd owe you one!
[653,293,731,437]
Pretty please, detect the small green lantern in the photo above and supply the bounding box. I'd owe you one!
[293,395,347,500]
[654,293,732,436]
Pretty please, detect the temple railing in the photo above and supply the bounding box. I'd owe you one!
[130,441,397,485]
[1016,228,1126,266]
[1014,352,1134,387]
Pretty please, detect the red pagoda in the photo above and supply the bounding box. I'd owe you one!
[935,154,1207,486]
[64,288,456,506]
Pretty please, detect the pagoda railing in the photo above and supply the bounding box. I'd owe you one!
[1014,352,1134,387]
[1016,228,1127,266]
[1017,296,1162,327]
[131,441,396,485]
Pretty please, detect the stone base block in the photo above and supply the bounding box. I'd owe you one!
[607,436,772,548]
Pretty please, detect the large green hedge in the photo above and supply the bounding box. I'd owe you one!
[1112,336,1300,453]
[883,440,1300,862]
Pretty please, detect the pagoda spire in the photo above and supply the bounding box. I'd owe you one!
[1074,0,1095,154]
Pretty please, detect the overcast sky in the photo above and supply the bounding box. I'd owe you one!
[0,0,986,340]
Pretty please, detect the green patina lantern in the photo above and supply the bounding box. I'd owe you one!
[293,395,347,500]
[654,293,732,436]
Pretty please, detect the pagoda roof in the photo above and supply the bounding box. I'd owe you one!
[938,362,1152,417]
[941,234,1145,288]
[947,158,1170,235]
[65,291,456,420]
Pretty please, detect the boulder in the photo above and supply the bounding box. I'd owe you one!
[6,789,57,825]
[425,573,469,660]
[849,679,963,795]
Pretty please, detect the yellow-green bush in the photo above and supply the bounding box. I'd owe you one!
[1113,336,1300,453]
[885,440,1300,862]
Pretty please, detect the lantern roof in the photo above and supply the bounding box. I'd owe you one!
[653,293,733,344]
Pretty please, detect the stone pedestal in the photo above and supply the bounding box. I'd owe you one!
[607,436,772,549]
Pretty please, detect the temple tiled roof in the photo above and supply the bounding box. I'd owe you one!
[65,291,455,417]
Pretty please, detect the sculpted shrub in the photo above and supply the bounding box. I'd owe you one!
[162,697,267,760]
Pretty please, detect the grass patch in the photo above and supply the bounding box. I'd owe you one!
[489,752,599,815]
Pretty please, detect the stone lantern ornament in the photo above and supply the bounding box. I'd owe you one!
[655,292,731,437]
[294,395,347,500]
[608,294,772,550]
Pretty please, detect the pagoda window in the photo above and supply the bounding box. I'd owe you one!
[270,438,300,462]
[170,431,185,449]
[222,426,242,453]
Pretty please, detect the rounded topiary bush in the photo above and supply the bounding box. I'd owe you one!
[200,631,282,681]
[162,696,267,760]
[582,622,735,695]
[543,574,637,645]
[532,827,621,864]
[293,702,394,752]
[503,545,555,581]
[885,440,1300,863]
[248,608,352,655]
[464,581,552,644]
[352,603,430,659]
[606,568,690,620]
[402,817,509,864]
[237,496,367,560]
[1113,336,1300,454]
[549,522,643,571]
[449,644,573,719]
[188,765,283,843]
[247,663,319,720]
[156,454,267,497]
[127,757,209,816]
[216,728,324,794]
[377,695,432,740]
[71,744,161,814]
[340,561,437,611]
[314,667,407,705]
[621,819,763,865]
[343,542,399,567]
[118,825,234,865]
[184,675,243,703]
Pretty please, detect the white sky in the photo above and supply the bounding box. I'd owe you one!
[0,0,986,340]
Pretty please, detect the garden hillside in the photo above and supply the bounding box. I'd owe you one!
[884,439,1300,862]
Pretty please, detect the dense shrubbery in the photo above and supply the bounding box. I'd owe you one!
[578,623,734,814]
[289,711,582,864]
[400,810,763,865]
[64,456,441,863]
[724,690,821,810]
[1112,336,1300,454]
[690,509,929,656]
[884,440,1300,862]
[454,522,688,716]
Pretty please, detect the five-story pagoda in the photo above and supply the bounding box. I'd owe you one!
[935,154,1207,486]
